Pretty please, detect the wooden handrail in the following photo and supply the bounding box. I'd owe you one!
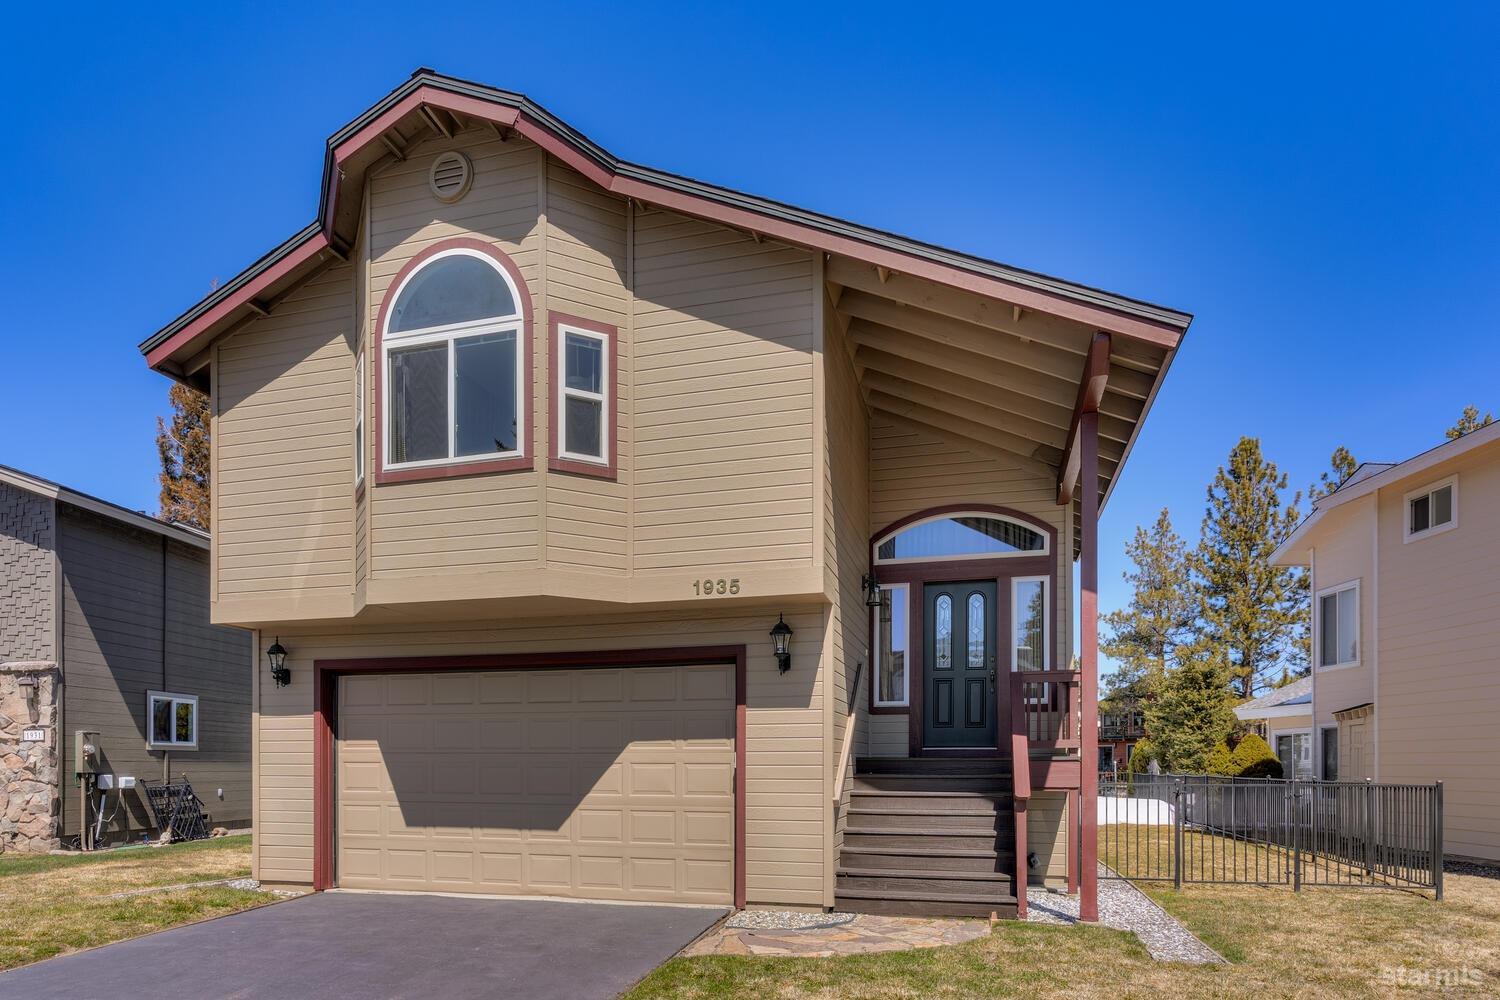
[832,663,864,805]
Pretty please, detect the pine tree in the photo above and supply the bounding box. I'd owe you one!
[1195,437,1308,699]
[1310,445,1357,500]
[1445,404,1494,440]
[1142,639,1237,773]
[1101,509,1195,703]
[157,383,212,530]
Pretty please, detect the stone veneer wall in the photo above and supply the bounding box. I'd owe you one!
[0,481,56,662]
[1,662,61,852]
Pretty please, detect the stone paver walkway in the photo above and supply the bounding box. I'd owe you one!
[684,912,990,958]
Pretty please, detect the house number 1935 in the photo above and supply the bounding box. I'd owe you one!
[694,578,740,596]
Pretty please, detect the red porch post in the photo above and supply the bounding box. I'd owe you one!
[1079,409,1100,922]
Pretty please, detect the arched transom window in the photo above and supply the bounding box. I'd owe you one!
[873,511,1048,564]
[382,246,526,470]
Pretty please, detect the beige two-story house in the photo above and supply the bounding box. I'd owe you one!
[1273,422,1500,862]
[138,70,1190,919]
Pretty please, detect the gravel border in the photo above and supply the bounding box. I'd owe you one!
[725,909,859,931]
[1025,867,1225,965]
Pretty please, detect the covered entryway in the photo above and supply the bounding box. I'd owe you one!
[333,663,736,905]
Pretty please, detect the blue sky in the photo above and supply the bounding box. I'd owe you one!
[3,4,1497,644]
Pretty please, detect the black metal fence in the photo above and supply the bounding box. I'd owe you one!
[1098,774,1443,898]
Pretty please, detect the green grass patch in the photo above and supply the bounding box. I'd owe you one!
[0,835,252,878]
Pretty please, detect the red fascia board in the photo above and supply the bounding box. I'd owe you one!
[149,85,1184,376]
[146,230,330,370]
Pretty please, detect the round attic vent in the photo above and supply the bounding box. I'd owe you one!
[428,151,473,203]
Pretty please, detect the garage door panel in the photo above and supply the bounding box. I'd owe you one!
[337,665,734,903]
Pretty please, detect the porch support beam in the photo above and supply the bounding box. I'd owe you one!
[1079,407,1101,923]
[1057,332,1112,505]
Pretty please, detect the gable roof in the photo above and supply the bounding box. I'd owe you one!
[0,464,209,549]
[1272,420,1500,566]
[140,69,1191,381]
[1234,676,1313,720]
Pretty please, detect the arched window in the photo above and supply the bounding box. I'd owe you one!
[873,511,1048,564]
[382,245,527,471]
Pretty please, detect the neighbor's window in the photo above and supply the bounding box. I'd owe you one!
[1317,581,1359,668]
[1405,477,1456,541]
[354,351,365,484]
[874,583,910,707]
[1321,726,1339,781]
[875,513,1047,563]
[1012,577,1049,671]
[147,691,198,749]
[1276,732,1313,779]
[554,319,613,467]
[383,248,525,469]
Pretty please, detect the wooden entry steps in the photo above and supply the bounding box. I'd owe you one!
[836,757,1018,918]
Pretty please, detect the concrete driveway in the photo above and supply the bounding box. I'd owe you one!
[0,891,726,1000]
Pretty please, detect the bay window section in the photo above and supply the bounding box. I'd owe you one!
[874,583,909,707]
[382,246,526,473]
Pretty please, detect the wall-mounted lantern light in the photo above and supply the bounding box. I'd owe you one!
[770,614,794,674]
[266,638,291,688]
[862,573,883,609]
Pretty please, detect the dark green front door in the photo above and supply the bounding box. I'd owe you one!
[923,580,997,748]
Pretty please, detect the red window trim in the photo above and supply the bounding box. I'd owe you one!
[372,237,535,486]
[311,645,747,908]
[548,311,619,480]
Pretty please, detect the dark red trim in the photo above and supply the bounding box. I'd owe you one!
[311,645,746,908]
[863,504,1061,755]
[372,237,536,486]
[1078,410,1101,921]
[547,312,619,480]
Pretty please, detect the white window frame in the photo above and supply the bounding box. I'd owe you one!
[146,691,199,750]
[556,323,610,465]
[381,247,527,473]
[1315,579,1360,670]
[354,350,365,485]
[872,582,911,707]
[1402,474,1457,542]
[873,511,1051,565]
[1011,575,1051,672]
[1275,728,1314,779]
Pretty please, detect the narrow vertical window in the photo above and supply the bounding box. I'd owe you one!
[934,595,953,670]
[354,351,365,484]
[966,592,986,669]
[1316,582,1359,668]
[874,583,909,707]
[1012,577,1048,671]
[549,314,616,477]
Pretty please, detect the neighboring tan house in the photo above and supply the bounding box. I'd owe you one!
[1233,676,1313,778]
[136,70,1191,919]
[0,465,252,852]
[1272,421,1500,862]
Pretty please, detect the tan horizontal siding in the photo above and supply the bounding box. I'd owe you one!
[631,208,815,574]
[1029,791,1070,886]
[254,606,826,906]
[1374,445,1500,861]
[216,263,356,603]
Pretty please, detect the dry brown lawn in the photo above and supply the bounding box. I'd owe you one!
[628,868,1500,998]
[0,836,269,971]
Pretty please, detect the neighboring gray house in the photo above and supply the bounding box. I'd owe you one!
[0,465,251,852]
[1234,676,1314,778]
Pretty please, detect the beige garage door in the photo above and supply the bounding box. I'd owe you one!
[335,665,735,904]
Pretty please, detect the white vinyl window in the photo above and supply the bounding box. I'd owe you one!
[382,247,526,471]
[1011,576,1050,671]
[557,324,609,464]
[873,583,910,707]
[1404,476,1456,542]
[354,351,365,484]
[1317,581,1359,669]
[147,691,198,749]
[1276,731,1314,779]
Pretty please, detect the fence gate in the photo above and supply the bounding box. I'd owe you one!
[1097,774,1443,898]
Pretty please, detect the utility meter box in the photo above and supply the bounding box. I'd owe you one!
[74,731,101,775]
